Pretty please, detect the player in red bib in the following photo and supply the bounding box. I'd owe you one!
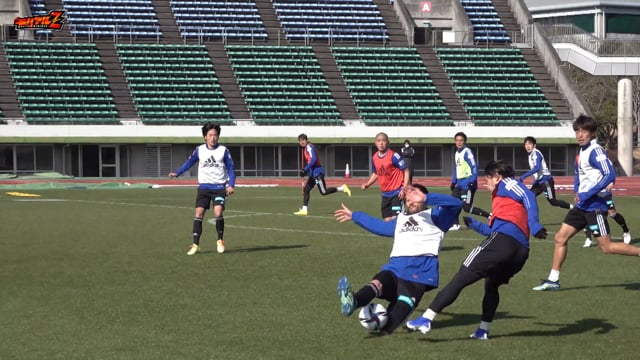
[361,132,410,221]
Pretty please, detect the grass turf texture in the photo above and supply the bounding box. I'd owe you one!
[1,187,638,360]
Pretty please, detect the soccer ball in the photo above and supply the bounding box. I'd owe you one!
[358,303,388,331]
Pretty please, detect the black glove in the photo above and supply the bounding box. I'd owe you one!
[534,228,548,239]
[299,170,306,177]
[462,216,474,228]
[450,183,456,191]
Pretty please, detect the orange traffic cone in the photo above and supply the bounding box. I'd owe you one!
[344,163,351,178]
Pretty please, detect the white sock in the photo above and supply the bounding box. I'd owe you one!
[424,309,438,321]
[479,321,491,331]
[337,186,343,191]
[301,206,308,211]
[548,269,560,282]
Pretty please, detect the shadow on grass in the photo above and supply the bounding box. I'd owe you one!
[560,282,640,291]
[499,318,616,338]
[225,244,310,253]
[441,245,465,251]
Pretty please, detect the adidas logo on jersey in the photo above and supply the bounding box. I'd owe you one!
[400,216,422,233]
[203,156,220,168]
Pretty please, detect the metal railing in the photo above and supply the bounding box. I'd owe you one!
[543,24,640,57]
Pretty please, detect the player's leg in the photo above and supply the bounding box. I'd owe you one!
[315,175,339,196]
[380,196,401,222]
[590,210,640,255]
[381,280,431,334]
[533,208,583,290]
[294,177,316,215]
[463,188,491,218]
[188,189,211,255]
[543,179,572,209]
[337,271,395,317]
[212,191,227,253]
[449,188,463,230]
[606,197,631,243]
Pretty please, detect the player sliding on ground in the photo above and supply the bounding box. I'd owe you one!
[335,184,462,334]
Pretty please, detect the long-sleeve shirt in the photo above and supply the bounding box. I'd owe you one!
[174,143,236,190]
[302,143,325,178]
[574,139,616,211]
[452,146,478,190]
[520,148,552,185]
[350,193,463,257]
[465,177,544,249]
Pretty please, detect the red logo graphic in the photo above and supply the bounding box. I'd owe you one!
[14,10,66,30]
[421,2,432,12]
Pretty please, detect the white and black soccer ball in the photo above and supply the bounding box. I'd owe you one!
[358,303,388,331]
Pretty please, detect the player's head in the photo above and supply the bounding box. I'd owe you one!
[404,139,411,147]
[201,123,221,146]
[298,133,309,147]
[374,132,389,153]
[403,183,429,215]
[454,132,467,149]
[483,160,515,191]
[572,115,597,146]
[523,136,536,152]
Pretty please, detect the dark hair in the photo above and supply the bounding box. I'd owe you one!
[484,160,514,178]
[412,183,429,194]
[404,139,411,145]
[454,132,467,142]
[572,114,598,134]
[524,136,536,145]
[202,122,221,137]
[298,133,308,141]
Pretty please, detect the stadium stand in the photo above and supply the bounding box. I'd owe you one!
[27,0,53,37]
[226,45,343,125]
[62,0,162,38]
[4,41,119,124]
[333,46,452,126]
[116,43,232,125]
[436,47,559,126]
[170,0,268,40]
[459,0,510,42]
[273,0,389,42]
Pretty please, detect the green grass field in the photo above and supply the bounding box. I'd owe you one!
[1,186,638,360]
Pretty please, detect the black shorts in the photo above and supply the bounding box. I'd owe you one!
[530,178,557,199]
[451,187,476,205]
[374,270,434,306]
[195,188,227,210]
[563,207,610,237]
[462,232,529,285]
[381,195,402,218]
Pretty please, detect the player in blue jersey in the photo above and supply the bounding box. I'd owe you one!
[533,115,640,291]
[407,160,547,340]
[335,184,462,334]
[169,122,236,255]
[294,133,351,216]
[520,136,573,210]
[449,132,491,231]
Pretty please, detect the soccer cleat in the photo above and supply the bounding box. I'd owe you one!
[294,208,308,216]
[406,316,432,334]
[582,238,593,248]
[216,239,225,254]
[623,232,631,244]
[342,184,351,198]
[337,276,355,316]
[187,244,200,256]
[470,328,489,340]
[532,279,560,291]
[448,224,461,231]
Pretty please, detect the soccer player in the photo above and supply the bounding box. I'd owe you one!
[449,132,491,230]
[519,136,573,210]
[293,134,351,216]
[406,160,547,340]
[361,132,410,221]
[335,184,462,334]
[582,181,631,247]
[533,115,640,291]
[169,122,235,256]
